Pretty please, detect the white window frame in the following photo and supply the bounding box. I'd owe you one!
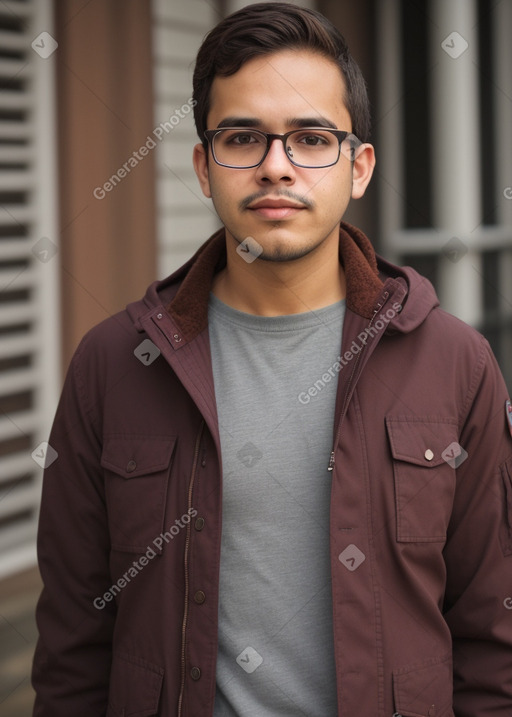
[0,0,60,579]
[376,0,512,333]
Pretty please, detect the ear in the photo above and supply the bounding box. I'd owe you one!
[351,143,375,200]
[193,143,212,198]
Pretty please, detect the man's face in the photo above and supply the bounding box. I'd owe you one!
[193,49,374,262]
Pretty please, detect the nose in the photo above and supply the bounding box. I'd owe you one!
[255,137,296,184]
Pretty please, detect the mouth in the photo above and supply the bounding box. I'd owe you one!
[247,197,308,220]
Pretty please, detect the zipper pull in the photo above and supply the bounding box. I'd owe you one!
[392,713,403,717]
[327,451,335,472]
[370,290,390,325]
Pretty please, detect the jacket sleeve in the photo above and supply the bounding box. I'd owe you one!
[32,335,114,716]
[443,337,512,716]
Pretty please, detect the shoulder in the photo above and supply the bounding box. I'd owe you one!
[64,309,146,405]
[75,308,143,363]
[414,304,492,364]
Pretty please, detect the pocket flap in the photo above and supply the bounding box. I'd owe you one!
[101,436,177,478]
[386,417,458,468]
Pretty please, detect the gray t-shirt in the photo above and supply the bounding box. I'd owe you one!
[208,292,345,716]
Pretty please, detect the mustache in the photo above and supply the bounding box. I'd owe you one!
[239,190,314,211]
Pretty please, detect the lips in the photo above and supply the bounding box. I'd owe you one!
[247,197,307,220]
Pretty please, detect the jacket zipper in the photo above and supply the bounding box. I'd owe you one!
[328,292,390,471]
[177,420,205,716]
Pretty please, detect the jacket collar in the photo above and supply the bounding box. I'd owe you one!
[163,221,385,342]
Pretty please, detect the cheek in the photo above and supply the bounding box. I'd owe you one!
[209,176,229,208]
[311,170,351,206]
[308,163,348,190]
[209,170,249,209]
[208,173,244,220]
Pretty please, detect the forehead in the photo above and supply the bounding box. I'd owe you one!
[208,49,351,130]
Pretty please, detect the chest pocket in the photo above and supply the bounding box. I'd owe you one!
[386,417,459,543]
[101,435,177,553]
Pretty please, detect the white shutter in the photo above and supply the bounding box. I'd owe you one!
[0,0,60,578]
[152,0,221,278]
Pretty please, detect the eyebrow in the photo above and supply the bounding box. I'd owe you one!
[216,116,338,130]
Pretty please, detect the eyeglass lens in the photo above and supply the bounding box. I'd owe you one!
[212,129,342,168]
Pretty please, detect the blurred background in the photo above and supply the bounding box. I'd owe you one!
[0,0,511,713]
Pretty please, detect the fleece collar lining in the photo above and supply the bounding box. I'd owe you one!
[165,221,385,341]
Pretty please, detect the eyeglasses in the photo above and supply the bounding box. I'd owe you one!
[203,127,362,169]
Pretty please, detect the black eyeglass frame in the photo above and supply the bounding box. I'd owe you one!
[203,127,362,169]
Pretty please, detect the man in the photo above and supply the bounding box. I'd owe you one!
[32,3,512,716]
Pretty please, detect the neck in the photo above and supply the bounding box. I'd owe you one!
[211,230,346,316]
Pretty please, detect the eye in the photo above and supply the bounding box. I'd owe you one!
[296,132,330,147]
[224,131,265,146]
[231,133,256,145]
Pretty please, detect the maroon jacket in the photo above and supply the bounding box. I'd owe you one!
[32,223,512,716]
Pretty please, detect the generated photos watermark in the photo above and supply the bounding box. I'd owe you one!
[31,31,58,59]
[236,646,263,673]
[134,339,161,366]
[31,441,58,469]
[93,98,197,200]
[298,302,402,405]
[339,544,366,572]
[32,237,58,263]
[441,31,469,60]
[93,507,197,610]
[236,236,263,263]
[441,442,468,469]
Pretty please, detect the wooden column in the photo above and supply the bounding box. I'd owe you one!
[54,0,157,367]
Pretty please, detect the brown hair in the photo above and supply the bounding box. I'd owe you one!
[192,2,371,147]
